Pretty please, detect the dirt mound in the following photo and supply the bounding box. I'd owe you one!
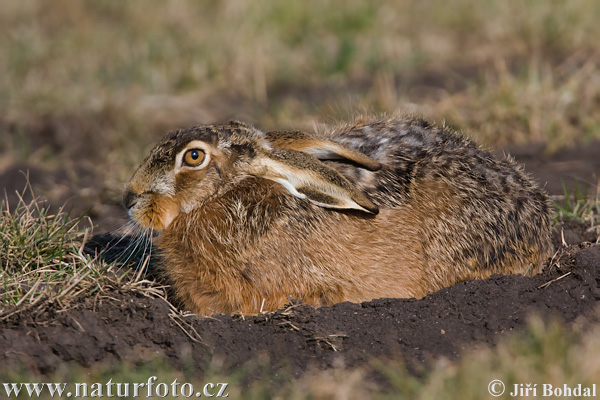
[1,223,598,381]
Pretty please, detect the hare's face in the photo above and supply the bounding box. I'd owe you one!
[124,121,381,232]
[124,123,263,231]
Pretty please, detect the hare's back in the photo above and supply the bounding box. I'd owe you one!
[326,117,544,206]
[325,117,552,276]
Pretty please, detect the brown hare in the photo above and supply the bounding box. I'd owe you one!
[124,116,552,316]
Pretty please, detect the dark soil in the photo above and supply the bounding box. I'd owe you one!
[0,138,599,383]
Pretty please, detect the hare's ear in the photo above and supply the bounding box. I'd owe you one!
[265,130,382,171]
[248,149,379,214]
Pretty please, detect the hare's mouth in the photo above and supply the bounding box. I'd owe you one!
[126,194,179,232]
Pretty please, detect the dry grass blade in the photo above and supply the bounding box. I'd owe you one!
[120,274,206,343]
[123,279,170,298]
[538,272,573,289]
[168,312,204,343]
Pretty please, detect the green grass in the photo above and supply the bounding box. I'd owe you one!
[552,182,600,235]
[397,317,600,400]
[0,188,112,320]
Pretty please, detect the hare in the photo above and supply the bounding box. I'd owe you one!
[123,116,552,316]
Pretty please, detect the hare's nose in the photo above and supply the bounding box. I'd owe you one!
[123,190,138,210]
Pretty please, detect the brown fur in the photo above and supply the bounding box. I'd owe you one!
[124,116,552,315]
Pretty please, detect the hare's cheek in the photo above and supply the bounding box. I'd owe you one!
[160,204,179,230]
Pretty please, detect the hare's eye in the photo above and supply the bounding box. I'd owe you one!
[183,149,206,167]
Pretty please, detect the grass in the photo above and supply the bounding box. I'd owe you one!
[0,186,135,321]
[0,190,91,314]
[3,1,600,142]
[552,181,600,238]
[398,316,600,400]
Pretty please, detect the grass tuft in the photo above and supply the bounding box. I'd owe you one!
[551,181,600,238]
[0,188,112,320]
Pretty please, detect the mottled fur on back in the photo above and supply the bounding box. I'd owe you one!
[124,116,553,315]
[324,117,552,275]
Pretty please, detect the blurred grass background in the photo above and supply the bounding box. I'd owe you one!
[1,0,599,229]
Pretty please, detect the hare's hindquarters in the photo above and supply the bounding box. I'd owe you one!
[324,117,552,291]
[403,167,551,293]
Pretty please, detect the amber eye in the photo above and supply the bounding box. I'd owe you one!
[183,149,206,167]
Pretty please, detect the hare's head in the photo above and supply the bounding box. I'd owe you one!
[124,121,381,231]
